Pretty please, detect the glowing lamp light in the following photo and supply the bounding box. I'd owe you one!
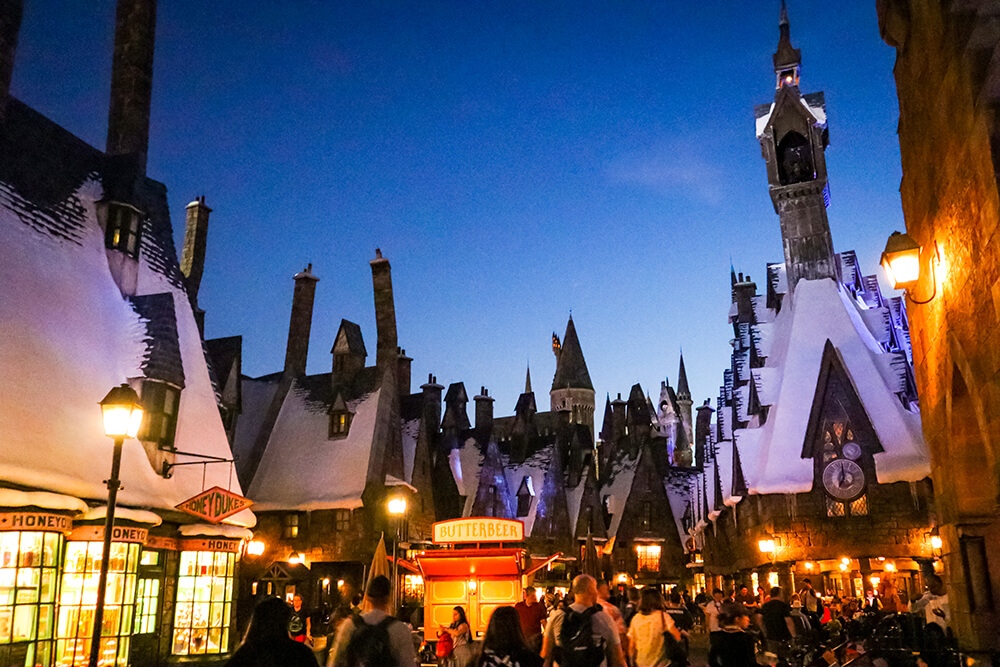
[246,540,266,557]
[289,552,305,565]
[931,535,943,550]
[617,573,628,584]
[757,539,776,554]
[881,231,922,290]
[841,557,851,566]
[100,384,144,439]
[885,562,897,573]
[804,561,814,571]
[468,578,477,591]
[337,579,345,588]
[767,572,779,587]
[870,576,881,587]
[388,497,407,516]
[839,562,849,572]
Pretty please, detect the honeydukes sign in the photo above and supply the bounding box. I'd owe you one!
[176,486,252,524]
[432,517,524,544]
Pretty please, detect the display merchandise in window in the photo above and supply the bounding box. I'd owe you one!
[171,551,235,655]
[56,541,140,667]
[0,531,63,667]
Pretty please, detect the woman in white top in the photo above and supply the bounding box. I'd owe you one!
[627,588,681,667]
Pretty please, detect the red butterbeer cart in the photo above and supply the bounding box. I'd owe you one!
[414,517,560,641]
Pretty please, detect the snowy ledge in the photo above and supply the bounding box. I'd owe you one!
[178,524,253,540]
[0,489,88,513]
[81,506,163,526]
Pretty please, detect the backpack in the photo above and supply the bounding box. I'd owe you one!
[435,629,454,659]
[345,615,396,667]
[556,605,605,667]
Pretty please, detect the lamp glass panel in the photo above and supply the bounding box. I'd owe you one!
[882,249,920,289]
[102,406,134,438]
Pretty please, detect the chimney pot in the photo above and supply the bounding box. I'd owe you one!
[181,196,212,303]
[370,251,398,370]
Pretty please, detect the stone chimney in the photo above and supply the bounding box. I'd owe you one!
[106,0,157,175]
[695,399,715,470]
[0,0,23,124]
[474,386,494,439]
[733,273,758,323]
[611,393,627,443]
[180,196,211,301]
[421,373,444,433]
[369,249,398,371]
[397,348,412,397]
[283,264,319,378]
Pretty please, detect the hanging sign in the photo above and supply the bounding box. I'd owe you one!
[175,486,252,524]
[432,517,524,544]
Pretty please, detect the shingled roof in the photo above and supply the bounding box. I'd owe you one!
[130,292,185,388]
[552,316,593,391]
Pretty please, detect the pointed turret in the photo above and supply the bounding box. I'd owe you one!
[550,316,596,437]
[525,365,533,394]
[773,0,801,88]
[677,354,691,402]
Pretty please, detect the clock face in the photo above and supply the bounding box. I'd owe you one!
[842,442,862,461]
[823,459,866,501]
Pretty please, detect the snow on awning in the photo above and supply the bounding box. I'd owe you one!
[0,489,88,513]
[385,475,417,493]
[177,524,253,540]
[81,506,162,525]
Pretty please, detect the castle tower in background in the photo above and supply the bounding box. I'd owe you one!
[550,316,596,438]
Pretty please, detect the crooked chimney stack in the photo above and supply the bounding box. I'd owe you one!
[474,386,494,438]
[0,0,23,124]
[180,196,211,302]
[284,264,319,378]
[370,249,398,371]
[107,0,157,174]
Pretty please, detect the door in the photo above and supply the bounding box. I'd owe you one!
[129,549,165,667]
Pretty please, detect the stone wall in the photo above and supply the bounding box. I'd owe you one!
[878,0,1000,654]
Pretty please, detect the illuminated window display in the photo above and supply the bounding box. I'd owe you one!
[172,551,235,655]
[635,544,661,572]
[0,530,63,667]
[56,541,139,667]
[133,550,161,636]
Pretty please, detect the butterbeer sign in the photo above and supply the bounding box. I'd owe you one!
[176,486,252,524]
[432,517,524,544]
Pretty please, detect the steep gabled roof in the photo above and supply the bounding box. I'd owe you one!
[130,292,185,388]
[331,319,366,357]
[552,316,594,391]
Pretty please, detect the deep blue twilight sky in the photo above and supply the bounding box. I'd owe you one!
[12,1,905,415]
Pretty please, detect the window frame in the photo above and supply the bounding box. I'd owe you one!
[103,203,143,260]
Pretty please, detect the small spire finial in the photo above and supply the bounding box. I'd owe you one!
[525,364,533,394]
[780,0,788,26]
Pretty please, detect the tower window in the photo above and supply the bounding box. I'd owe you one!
[777,131,814,185]
[486,485,497,517]
[641,501,651,531]
[140,381,180,450]
[104,203,143,259]
[334,509,351,532]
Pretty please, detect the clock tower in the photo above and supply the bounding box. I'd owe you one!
[755,1,835,300]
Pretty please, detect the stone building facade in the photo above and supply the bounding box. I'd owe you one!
[878,0,1000,657]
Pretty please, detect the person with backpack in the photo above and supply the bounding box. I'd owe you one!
[478,605,543,667]
[327,575,417,667]
[541,574,626,667]
[438,606,473,666]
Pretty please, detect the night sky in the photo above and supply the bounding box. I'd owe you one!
[11,1,905,415]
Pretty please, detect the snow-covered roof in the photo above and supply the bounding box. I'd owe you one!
[755,91,827,138]
[600,454,638,538]
[247,382,381,511]
[0,101,250,518]
[741,279,927,494]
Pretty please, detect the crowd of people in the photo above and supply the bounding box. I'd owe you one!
[225,573,953,667]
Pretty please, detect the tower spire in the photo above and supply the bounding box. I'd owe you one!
[773,0,801,89]
[677,353,691,401]
[525,364,533,394]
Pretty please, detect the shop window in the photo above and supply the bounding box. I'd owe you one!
[334,510,350,532]
[140,381,181,450]
[104,203,143,259]
[57,541,140,667]
[402,575,424,602]
[172,551,235,656]
[0,531,63,667]
[636,544,661,573]
[283,514,299,539]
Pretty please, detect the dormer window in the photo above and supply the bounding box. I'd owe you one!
[328,393,352,439]
[516,476,534,518]
[140,381,180,450]
[777,67,799,89]
[103,202,143,259]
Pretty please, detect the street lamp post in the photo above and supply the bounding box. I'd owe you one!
[387,496,407,610]
[90,384,144,667]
